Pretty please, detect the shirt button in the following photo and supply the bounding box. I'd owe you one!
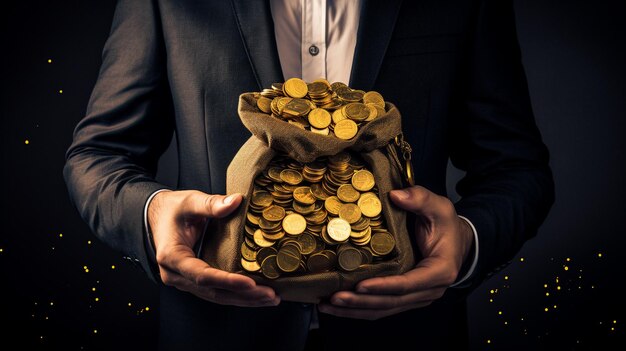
[308,45,319,56]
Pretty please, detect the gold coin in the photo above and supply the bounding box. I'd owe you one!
[358,192,382,218]
[256,97,272,113]
[331,108,346,124]
[324,196,343,215]
[293,200,316,215]
[256,247,278,266]
[327,218,351,242]
[370,231,395,256]
[363,91,385,109]
[338,246,362,271]
[333,119,358,140]
[310,127,329,135]
[241,257,261,272]
[260,255,281,279]
[310,183,330,200]
[307,252,333,273]
[280,168,303,185]
[282,213,307,235]
[344,103,370,121]
[364,104,378,122]
[338,203,362,224]
[308,108,331,129]
[251,191,273,207]
[336,184,361,203]
[351,170,375,191]
[296,233,317,255]
[276,245,302,272]
[283,98,311,117]
[262,230,285,241]
[241,242,257,261]
[283,78,308,98]
[253,229,275,248]
[262,205,286,222]
[293,186,316,205]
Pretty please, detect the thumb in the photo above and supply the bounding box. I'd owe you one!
[389,186,440,215]
[184,192,243,218]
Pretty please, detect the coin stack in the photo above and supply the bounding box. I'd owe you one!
[240,151,396,279]
[254,78,386,140]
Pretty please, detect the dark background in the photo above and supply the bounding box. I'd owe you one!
[1,1,625,349]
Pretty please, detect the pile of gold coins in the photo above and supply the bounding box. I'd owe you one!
[254,78,386,140]
[240,151,396,278]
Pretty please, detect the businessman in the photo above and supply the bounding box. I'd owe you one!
[65,0,554,349]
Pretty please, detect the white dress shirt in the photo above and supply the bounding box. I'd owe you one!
[144,0,479,289]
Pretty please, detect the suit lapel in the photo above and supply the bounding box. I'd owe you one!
[350,0,403,90]
[231,0,284,90]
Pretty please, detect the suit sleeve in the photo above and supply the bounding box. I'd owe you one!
[63,0,173,282]
[450,0,555,289]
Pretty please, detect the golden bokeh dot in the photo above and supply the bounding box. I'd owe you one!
[546,292,550,297]
[128,302,132,307]
[504,276,509,280]
[498,311,503,315]
[520,257,525,262]
[59,89,63,94]
[95,297,99,302]
[93,329,98,334]
[564,266,569,271]
[557,286,561,290]
[598,252,603,258]
[0,248,3,253]
[87,240,92,245]
[111,265,116,270]
[59,233,63,238]
[553,305,557,309]
[614,320,617,324]
[544,307,549,312]
[487,340,491,344]
[25,140,30,145]
[544,284,548,288]
[566,257,571,262]
[47,59,52,63]
[92,287,96,292]
[145,307,150,311]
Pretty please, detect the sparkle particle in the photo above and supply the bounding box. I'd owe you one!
[504,275,509,280]
[553,305,557,309]
[498,311,503,315]
[544,284,548,288]
[87,240,92,245]
[544,307,549,312]
[614,320,617,324]
[95,297,99,302]
[92,287,96,292]
[47,59,52,63]
[566,257,571,262]
[25,140,30,145]
[128,302,132,307]
[564,266,569,271]
[59,89,63,94]
[93,329,98,334]
[520,257,525,262]
[0,248,3,253]
[145,307,150,311]
[557,286,561,290]
[598,252,603,258]
[59,233,63,238]
[111,265,116,270]
[487,340,491,344]
[546,292,550,297]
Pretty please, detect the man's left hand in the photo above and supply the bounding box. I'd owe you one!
[318,186,474,320]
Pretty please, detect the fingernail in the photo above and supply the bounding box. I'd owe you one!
[332,298,345,306]
[223,194,237,205]
[356,286,369,294]
[391,189,410,200]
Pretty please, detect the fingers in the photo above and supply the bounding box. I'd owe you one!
[318,302,430,320]
[355,257,457,295]
[159,244,257,291]
[389,186,453,217]
[328,288,446,310]
[183,192,243,218]
[161,268,280,307]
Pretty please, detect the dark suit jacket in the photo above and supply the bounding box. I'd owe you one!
[64,0,554,349]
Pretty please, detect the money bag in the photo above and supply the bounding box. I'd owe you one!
[200,93,416,303]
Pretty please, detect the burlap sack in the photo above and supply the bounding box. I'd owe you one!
[201,93,415,303]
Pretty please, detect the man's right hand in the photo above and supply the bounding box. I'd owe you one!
[148,190,280,307]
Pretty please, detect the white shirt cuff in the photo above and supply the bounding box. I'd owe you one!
[450,215,479,288]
